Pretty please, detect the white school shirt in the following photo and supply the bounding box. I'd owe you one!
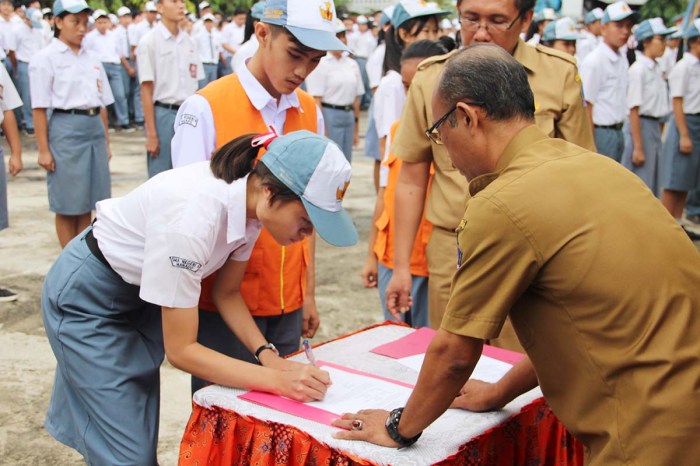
[668,53,700,114]
[373,70,405,139]
[29,38,114,110]
[627,54,669,118]
[93,164,262,309]
[0,64,22,125]
[113,25,130,59]
[137,23,204,105]
[366,42,385,90]
[221,21,244,59]
[348,30,376,58]
[194,29,221,64]
[576,29,599,64]
[580,42,629,125]
[129,20,156,52]
[232,36,258,73]
[305,53,364,107]
[658,46,678,78]
[12,22,46,62]
[171,61,325,168]
[0,16,15,56]
[83,29,121,64]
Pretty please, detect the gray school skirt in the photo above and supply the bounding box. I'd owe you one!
[47,112,110,215]
[42,228,163,465]
[662,114,700,192]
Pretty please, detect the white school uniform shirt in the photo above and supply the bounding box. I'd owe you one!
[348,30,376,58]
[580,42,629,125]
[83,29,121,64]
[232,36,258,73]
[12,21,46,62]
[114,25,130,59]
[576,29,599,64]
[0,64,22,125]
[668,53,700,114]
[0,16,15,56]
[658,46,678,79]
[137,23,204,105]
[129,20,156,52]
[221,21,244,59]
[171,61,325,168]
[305,53,364,106]
[366,42,385,90]
[93,164,262,309]
[373,70,405,139]
[29,38,115,110]
[194,28,221,64]
[627,54,669,118]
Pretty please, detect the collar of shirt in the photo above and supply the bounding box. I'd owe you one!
[512,39,537,73]
[683,53,699,67]
[53,37,86,56]
[637,54,656,70]
[468,125,548,197]
[157,22,185,43]
[238,60,301,115]
[600,42,622,63]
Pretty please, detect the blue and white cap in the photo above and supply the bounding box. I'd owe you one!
[634,18,673,42]
[333,18,345,34]
[117,6,131,17]
[262,0,348,52]
[260,130,357,247]
[667,26,681,39]
[92,8,108,20]
[379,5,395,28]
[584,8,604,25]
[52,0,91,17]
[534,7,557,23]
[250,2,265,21]
[26,7,43,28]
[542,17,580,42]
[683,18,700,40]
[391,0,448,30]
[602,1,639,25]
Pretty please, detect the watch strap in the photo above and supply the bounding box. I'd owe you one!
[385,407,422,448]
[254,343,278,362]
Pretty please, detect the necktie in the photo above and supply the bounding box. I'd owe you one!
[209,32,214,63]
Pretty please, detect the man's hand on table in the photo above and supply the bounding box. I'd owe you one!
[450,379,504,412]
[332,410,400,447]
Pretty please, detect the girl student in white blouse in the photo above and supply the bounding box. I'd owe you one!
[41,129,357,464]
[29,0,114,248]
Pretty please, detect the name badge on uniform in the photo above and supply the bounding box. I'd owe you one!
[189,64,197,79]
[455,218,467,270]
[96,78,103,95]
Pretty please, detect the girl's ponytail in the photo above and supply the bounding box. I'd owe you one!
[210,133,261,183]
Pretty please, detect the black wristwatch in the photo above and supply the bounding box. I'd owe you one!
[254,343,279,363]
[385,407,422,448]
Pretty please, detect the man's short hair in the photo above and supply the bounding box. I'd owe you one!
[437,43,535,122]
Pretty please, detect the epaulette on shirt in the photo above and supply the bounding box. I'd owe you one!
[533,44,578,67]
[417,49,460,71]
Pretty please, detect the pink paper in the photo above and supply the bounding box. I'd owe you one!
[370,327,436,358]
[238,361,415,426]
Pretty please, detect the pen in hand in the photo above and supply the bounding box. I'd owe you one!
[302,339,317,367]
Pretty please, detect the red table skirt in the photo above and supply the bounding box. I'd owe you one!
[179,396,583,465]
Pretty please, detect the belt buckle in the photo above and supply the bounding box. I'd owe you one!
[87,108,98,117]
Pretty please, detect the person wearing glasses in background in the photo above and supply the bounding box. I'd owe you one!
[384,0,594,353]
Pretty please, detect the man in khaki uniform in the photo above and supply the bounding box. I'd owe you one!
[386,0,594,351]
[335,44,700,466]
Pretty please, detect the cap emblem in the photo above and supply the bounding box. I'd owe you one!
[336,180,350,201]
[319,1,333,21]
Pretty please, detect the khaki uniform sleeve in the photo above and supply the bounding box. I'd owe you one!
[391,68,434,164]
[556,62,595,151]
[441,197,541,339]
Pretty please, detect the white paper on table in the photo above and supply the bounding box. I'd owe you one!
[396,354,513,383]
[305,366,413,414]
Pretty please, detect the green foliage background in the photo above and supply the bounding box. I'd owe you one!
[638,0,688,23]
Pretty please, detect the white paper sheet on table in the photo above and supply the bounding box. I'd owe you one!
[305,366,413,414]
[397,353,513,383]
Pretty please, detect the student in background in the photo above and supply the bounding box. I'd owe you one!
[622,18,672,195]
[232,1,264,73]
[347,14,375,109]
[0,62,22,302]
[137,0,203,178]
[576,7,603,63]
[195,13,221,89]
[127,2,158,129]
[114,6,138,127]
[660,19,700,240]
[306,20,364,162]
[659,27,681,78]
[30,0,114,248]
[221,8,246,77]
[540,16,579,56]
[525,7,556,45]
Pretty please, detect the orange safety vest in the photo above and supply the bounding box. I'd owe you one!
[197,73,318,315]
[374,120,433,277]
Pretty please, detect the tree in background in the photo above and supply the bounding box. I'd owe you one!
[638,0,687,23]
[86,0,258,16]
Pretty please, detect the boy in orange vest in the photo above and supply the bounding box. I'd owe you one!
[171,0,348,393]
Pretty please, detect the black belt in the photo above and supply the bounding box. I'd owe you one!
[203,62,217,65]
[322,103,353,112]
[640,115,661,121]
[84,227,113,271]
[54,107,101,117]
[154,101,180,111]
[594,123,624,130]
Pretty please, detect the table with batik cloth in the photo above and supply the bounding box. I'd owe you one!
[179,322,583,465]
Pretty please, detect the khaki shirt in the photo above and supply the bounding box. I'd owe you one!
[393,41,594,230]
[442,126,700,465]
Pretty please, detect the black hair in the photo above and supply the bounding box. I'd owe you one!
[456,0,535,13]
[233,7,246,16]
[437,35,457,53]
[438,43,535,123]
[383,16,435,74]
[524,18,539,41]
[210,134,300,206]
[400,39,449,64]
[243,7,256,42]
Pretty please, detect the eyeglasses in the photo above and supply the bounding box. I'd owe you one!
[459,9,524,34]
[425,101,484,145]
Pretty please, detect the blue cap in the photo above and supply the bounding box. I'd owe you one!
[260,130,357,247]
[668,26,682,39]
[683,18,700,40]
[584,8,604,25]
[27,7,43,28]
[634,18,673,42]
[262,0,349,52]
[542,17,580,42]
[602,1,639,25]
[250,2,264,20]
[52,0,91,17]
[391,0,449,30]
[379,5,394,28]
